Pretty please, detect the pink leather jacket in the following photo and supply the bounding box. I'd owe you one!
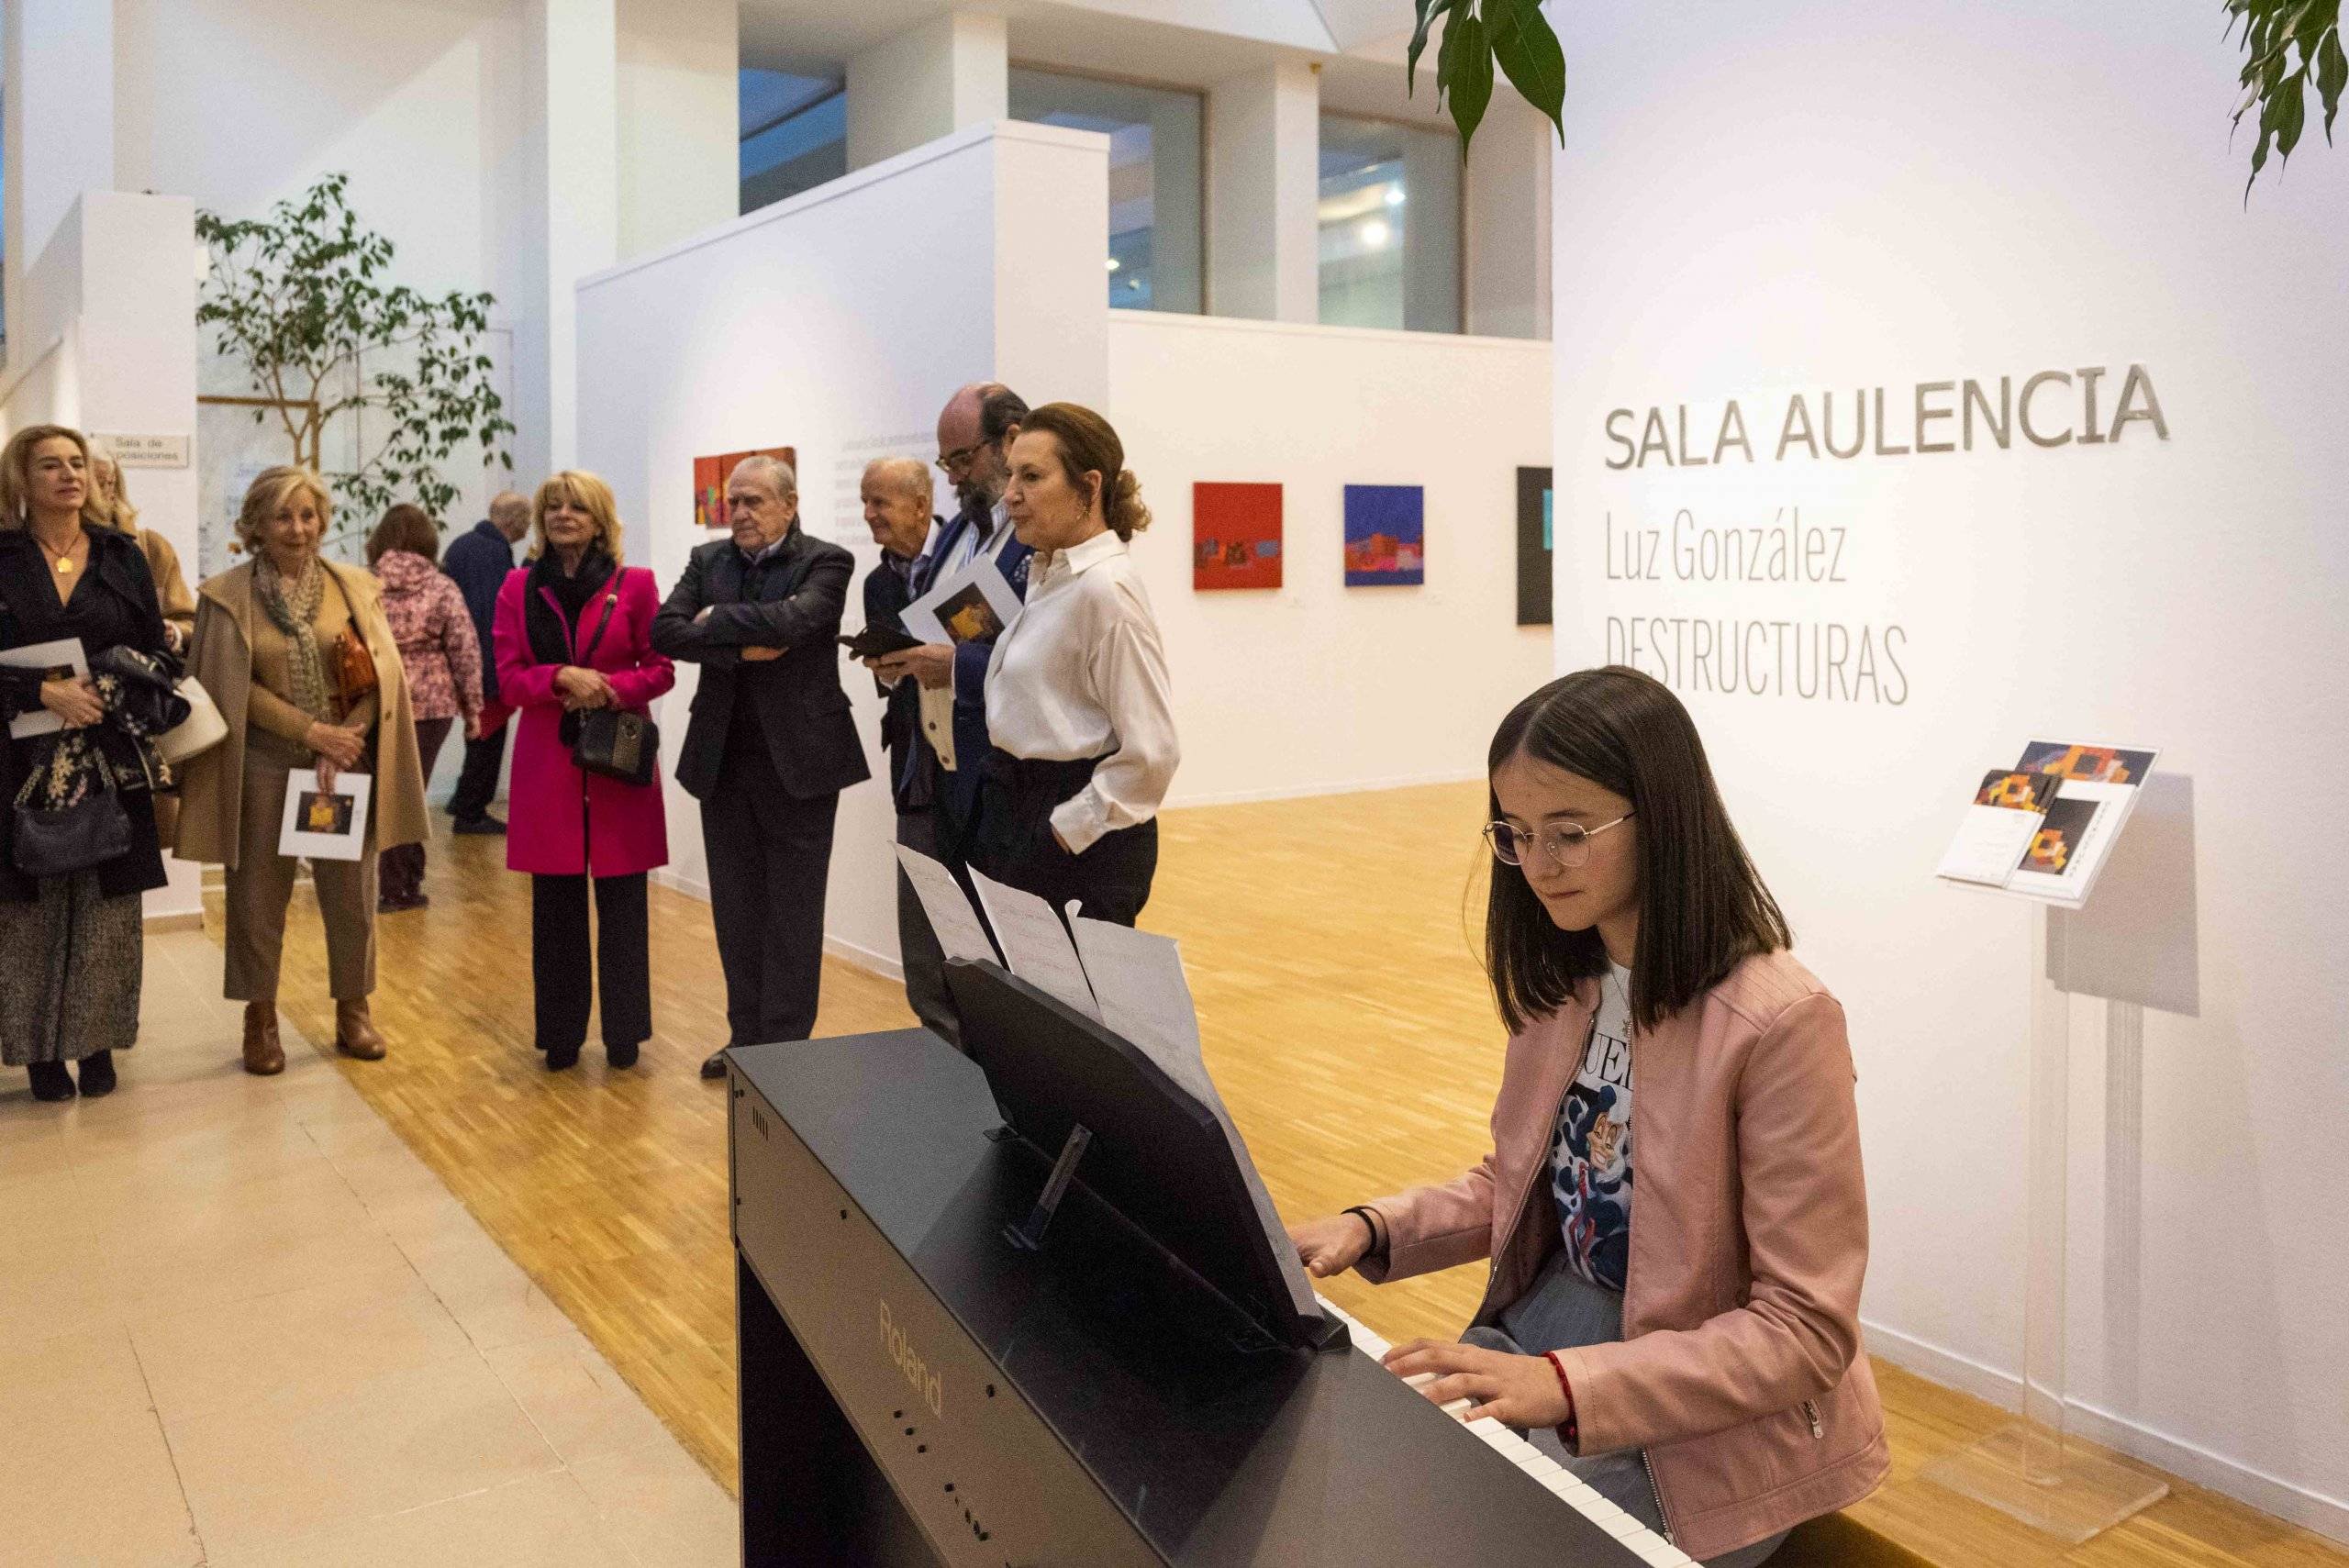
[1360,951,1888,1562]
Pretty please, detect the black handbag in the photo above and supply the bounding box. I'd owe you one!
[90,645,192,736]
[13,777,132,879]
[567,584,660,788]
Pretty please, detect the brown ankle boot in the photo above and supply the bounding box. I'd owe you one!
[334,998,386,1061]
[242,1002,284,1076]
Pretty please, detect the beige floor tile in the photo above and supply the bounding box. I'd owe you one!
[202,1470,640,1568]
[0,1373,199,1568]
[134,1267,472,1426]
[404,1229,580,1351]
[167,1353,562,1560]
[0,1163,84,1251]
[111,1220,418,1318]
[485,1330,676,1467]
[569,1437,740,1568]
[0,1235,138,1340]
[0,1323,155,1429]
[0,1112,77,1179]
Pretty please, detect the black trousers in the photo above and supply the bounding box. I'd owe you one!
[449,717,509,823]
[701,739,840,1048]
[894,807,960,1044]
[969,751,1158,929]
[530,871,651,1054]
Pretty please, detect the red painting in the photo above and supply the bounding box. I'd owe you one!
[695,446,797,528]
[1193,482,1283,591]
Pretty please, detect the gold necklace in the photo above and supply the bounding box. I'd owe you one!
[34,530,84,576]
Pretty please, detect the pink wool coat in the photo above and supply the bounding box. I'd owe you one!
[493,564,674,878]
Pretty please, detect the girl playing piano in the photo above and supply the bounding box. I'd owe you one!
[1288,667,1887,1567]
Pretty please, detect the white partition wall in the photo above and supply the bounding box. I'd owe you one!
[573,121,1109,973]
[1547,3,2348,1538]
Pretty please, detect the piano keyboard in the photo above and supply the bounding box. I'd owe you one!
[1317,1296,1695,1568]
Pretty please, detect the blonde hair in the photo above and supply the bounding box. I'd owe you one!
[235,466,335,554]
[0,425,112,532]
[89,444,140,531]
[530,470,626,562]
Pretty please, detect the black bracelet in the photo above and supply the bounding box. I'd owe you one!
[1343,1206,1384,1256]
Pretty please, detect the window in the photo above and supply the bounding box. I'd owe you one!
[740,70,846,216]
[1009,68,1203,314]
[1318,114,1461,334]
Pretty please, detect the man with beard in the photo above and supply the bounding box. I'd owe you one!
[867,385,1032,1027]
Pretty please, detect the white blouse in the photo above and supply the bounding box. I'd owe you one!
[985,528,1178,853]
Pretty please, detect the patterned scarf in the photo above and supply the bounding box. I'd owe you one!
[253,552,333,722]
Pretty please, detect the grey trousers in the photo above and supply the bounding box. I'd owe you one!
[223,746,377,1002]
[894,808,960,1046]
[1464,1251,1788,1568]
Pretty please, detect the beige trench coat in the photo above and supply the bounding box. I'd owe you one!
[173,558,430,869]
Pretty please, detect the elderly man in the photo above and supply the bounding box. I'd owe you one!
[855,455,962,1040]
[652,455,870,1078]
[870,384,1035,860]
[441,489,531,832]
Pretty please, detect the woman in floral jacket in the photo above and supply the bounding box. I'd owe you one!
[368,505,482,909]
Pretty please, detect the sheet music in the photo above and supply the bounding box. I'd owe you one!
[894,845,1000,964]
[966,868,1099,1019]
[1068,913,1319,1319]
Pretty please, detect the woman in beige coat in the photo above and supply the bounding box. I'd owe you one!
[174,467,430,1074]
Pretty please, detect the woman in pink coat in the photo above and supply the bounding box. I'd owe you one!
[493,471,674,1070]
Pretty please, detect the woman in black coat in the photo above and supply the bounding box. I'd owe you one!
[0,426,170,1101]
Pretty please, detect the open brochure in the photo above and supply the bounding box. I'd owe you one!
[1934,740,2157,908]
[900,551,1020,649]
[898,844,1319,1322]
[0,638,86,739]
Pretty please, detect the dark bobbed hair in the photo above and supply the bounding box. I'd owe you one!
[1485,665,1790,1034]
[366,503,440,565]
[1018,402,1152,540]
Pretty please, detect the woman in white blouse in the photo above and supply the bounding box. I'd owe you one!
[974,402,1177,926]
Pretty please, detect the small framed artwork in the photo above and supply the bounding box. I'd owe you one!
[694,446,797,528]
[279,769,373,862]
[1516,465,1553,626]
[1193,482,1283,591]
[1342,484,1425,586]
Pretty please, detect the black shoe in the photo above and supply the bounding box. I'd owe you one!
[75,1051,116,1097]
[699,1050,728,1080]
[452,816,507,836]
[545,1044,581,1072]
[27,1062,76,1101]
[607,1040,640,1069]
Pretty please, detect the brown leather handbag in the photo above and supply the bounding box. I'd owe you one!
[328,573,379,717]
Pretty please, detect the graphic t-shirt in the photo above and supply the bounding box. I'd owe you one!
[1550,963,1634,1292]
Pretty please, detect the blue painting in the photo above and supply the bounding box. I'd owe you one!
[1342,484,1425,586]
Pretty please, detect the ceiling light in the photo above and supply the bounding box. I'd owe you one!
[1384,186,1406,206]
[1359,217,1391,249]
[1106,257,1121,272]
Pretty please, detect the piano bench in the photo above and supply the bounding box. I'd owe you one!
[1771,1512,1934,1568]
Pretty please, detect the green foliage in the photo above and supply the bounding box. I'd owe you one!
[195,172,516,533]
[1411,0,1564,153]
[2228,0,2344,195]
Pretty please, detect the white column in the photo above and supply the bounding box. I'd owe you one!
[3,0,115,367]
[617,0,739,256]
[518,0,619,482]
[1206,61,1319,323]
[845,13,1008,172]
[1464,97,1553,339]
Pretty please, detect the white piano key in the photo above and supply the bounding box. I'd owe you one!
[1628,1536,1694,1567]
[1401,1370,1437,1390]
[1440,1396,1474,1418]
[1464,1418,1517,1449]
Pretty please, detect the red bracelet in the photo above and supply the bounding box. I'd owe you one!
[1544,1351,1579,1452]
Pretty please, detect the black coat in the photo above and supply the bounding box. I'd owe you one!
[440,519,515,705]
[861,546,934,814]
[0,525,171,901]
[651,528,871,802]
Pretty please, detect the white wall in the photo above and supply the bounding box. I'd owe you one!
[574,121,1109,974]
[618,0,739,259]
[1108,312,1551,804]
[1550,2,2348,1537]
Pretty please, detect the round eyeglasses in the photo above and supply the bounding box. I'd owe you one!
[1483,812,1634,870]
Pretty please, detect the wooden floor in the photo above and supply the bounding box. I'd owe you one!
[211,782,2343,1568]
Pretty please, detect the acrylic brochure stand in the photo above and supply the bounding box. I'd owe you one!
[1921,773,2197,1541]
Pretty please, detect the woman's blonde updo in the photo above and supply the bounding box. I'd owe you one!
[1020,402,1152,541]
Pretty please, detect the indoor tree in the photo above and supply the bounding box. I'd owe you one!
[195,172,515,541]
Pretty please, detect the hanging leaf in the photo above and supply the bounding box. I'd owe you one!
[2227,0,2344,194]
[1408,0,1454,94]
[1444,10,1494,147]
[1486,0,1567,142]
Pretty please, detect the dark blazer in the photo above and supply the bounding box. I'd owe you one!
[0,524,171,902]
[651,527,871,803]
[861,544,933,814]
[440,519,514,705]
[927,503,1033,827]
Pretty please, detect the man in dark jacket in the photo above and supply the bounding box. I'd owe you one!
[855,456,956,1040]
[651,455,870,1077]
[440,490,529,831]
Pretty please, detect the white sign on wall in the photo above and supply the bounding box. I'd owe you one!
[94,432,192,468]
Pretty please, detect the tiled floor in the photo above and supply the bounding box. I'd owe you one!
[0,928,737,1568]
